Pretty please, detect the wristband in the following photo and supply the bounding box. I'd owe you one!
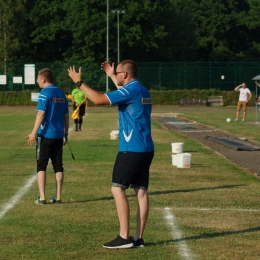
[76,81,84,88]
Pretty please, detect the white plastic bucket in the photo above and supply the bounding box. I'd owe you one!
[176,153,191,168]
[110,130,119,140]
[171,142,184,154]
[171,154,178,166]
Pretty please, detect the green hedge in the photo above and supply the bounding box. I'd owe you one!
[0,91,36,106]
[0,89,256,106]
[150,89,256,106]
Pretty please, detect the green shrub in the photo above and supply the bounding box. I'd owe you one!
[0,89,256,106]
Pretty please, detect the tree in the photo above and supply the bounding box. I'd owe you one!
[0,0,29,70]
[26,0,198,63]
[2,0,260,64]
[113,0,198,62]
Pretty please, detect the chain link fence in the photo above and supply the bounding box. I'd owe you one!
[1,62,260,94]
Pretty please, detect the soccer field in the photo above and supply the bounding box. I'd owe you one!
[0,106,260,260]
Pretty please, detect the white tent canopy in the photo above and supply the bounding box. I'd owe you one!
[252,75,260,81]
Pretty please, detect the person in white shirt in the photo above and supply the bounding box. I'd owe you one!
[234,83,252,121]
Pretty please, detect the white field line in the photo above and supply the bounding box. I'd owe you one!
[0,126,75,221]
[0,174,36,220]
[163,207,194,260]
[161,206,259,260]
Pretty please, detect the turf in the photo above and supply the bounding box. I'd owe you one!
[0,106,260,260]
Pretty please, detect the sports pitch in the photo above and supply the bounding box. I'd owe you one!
[0,106,260,260]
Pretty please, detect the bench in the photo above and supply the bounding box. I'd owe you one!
[207,96,224,106]
[179,99,207,106]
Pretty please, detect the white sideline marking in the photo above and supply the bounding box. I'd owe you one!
[0,174,36,220]
[0,126,75,220]
[164,207,194,260]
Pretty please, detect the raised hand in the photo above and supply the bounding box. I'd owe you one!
[68,66,82,83]
[101,61,115,78]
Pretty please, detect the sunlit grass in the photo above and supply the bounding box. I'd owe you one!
[0,106,260,259]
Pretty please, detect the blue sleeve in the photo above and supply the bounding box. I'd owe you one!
[106,87,136,105]
[37,90,49,112]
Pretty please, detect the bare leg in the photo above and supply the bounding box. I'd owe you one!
[37,171,46,199]
[55,172,64,199]
[236,110,240,119]
[134,188,149,240]
[243,110,246,120]
[111,186,130,239]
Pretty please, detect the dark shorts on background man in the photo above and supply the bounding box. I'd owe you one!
[36,135,63,173]
[112,151,154,190]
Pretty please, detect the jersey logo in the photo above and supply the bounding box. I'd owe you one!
[142,98,152,104]
[41,122,46,130]
[53,98,65,103]
[123,129,133,142]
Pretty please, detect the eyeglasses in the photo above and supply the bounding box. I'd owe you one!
[114,71,125,76]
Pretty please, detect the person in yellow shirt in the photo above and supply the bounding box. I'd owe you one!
[71,85,88,131]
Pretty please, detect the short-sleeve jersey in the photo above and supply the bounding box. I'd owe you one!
[238,88,251,101]
[71,88,86,104]
[105,80,154,152]
[37,85,69,139]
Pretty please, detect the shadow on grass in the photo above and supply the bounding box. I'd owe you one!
[63,184,245,204]
[147,226,260,245]
[149,184,246,196]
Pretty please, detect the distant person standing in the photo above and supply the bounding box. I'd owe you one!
[26,68,69,204]
[71,85,88,131]
[234,83,252,121]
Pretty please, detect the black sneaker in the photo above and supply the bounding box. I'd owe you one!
[133,238,144,248]
[103,235,133,249]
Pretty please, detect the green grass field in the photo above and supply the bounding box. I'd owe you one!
[0,105,260,260]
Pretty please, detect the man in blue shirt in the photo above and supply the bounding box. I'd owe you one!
[27,68,69,205]
[68,60,154,249]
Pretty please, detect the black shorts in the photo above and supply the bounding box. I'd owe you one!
[73,103,85,117]
[36,135,64,173]
[112,151,154,190]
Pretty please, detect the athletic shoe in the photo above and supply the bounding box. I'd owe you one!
[102,235,133,249]
[49,196,62,204]
[242,119,245,122]
[133,238,145,248]
[235,118,238,121]
[35,196,46,205]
